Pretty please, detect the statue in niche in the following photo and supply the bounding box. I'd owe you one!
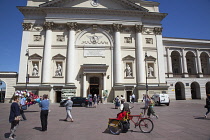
[125,64,132,77]
[32,64,39,76]
[55,64,62,76]
[148,66,154,77]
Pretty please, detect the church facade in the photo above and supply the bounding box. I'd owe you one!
[14,0,210,103]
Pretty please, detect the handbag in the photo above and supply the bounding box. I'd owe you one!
[15,116,21,121]
[21,105,27,110]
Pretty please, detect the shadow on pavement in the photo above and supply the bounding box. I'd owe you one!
[102,128,111,134]
[194,116,210,120]
[24,111,39,113]
[33,127,42,131]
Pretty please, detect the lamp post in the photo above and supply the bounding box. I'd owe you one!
[0,81,2,103]
[145,52,148,95]
[25,49,29,91]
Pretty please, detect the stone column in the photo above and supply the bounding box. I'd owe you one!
[18,23,32,84]
[181,48,189,77]
[66,22,77,85]
[135,25,145,84]
[83,73,87,98]
[154,27,166,83]
[42,22,54,84]
[166,47,173,77]
[196,49,203,77]
[113,24,122,85]
[103,73,106,90]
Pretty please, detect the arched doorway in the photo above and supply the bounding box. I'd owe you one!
[205,82,210,95]
[191,82,201,99]
[0,80,6,103]
[89,77,99,97]
[175,82,185,100]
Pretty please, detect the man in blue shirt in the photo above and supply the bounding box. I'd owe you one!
[20,96,27,121]
[39,94,50,131]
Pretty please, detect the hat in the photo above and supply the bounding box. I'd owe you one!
[68,97,71,100]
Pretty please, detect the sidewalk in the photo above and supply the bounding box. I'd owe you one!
[0,100,210,140]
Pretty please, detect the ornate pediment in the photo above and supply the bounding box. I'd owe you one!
[146,55,156,61]
[122,55,135,61]
[52,54,66,60]
[39,0,148,11]
[29,53,42,60]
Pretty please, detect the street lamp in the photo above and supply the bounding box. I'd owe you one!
[145,52,148,95]
[25,49,29,91]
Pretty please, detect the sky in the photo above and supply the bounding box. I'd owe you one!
[0,0,210,74]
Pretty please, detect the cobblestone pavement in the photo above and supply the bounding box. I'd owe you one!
[0,100,210,140]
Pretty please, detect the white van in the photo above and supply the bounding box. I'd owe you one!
[152,93,170,106]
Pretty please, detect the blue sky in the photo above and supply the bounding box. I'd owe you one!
[0,0,210,74]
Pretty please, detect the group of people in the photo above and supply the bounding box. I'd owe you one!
[9,94,50,139]
[87,94,100,108]
[114,94,135,109]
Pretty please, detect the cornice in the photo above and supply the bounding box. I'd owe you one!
[18,6,166,19]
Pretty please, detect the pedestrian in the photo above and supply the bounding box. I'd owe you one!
[143,94,150,116]
[120,99,133,112]
[129,95,132,103]
[204,94,210,118]
[114,96,120,109]
[131,93,135,103]
[20,96,27,121]
[93,94,97,108]
[88,97,93,107]
[9,96,21,139]
[39,94,50,131]
[147,97,158,119]
[64,97,74,122]
[120,95,125,104]
[142,94,145,102]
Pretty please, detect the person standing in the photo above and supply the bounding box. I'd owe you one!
[9,96,21,139]
[204,94,210,118]
[20,96,27,121]
[131,94,135,103]
[93,94,97,108]
[114,96,120,109]
[39,94,50,131]
[64,97,74,122]
[144,94,150,116]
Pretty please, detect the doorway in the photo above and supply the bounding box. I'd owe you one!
[191,82,201,99]
[89,77,100,97]
[126,91,132,102]
[175,82,185,100]
[56,91,62,103]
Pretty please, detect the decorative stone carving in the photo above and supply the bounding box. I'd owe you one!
[124,37,132,43]
[55,64,62,76]
[44,22,54,30]
[148,66,154,77]
[145,38,153,44]
[125,64,132,77]
[143,27,153,34]
[154,27,162,35]
[34,35,42,41]
[67,22,77,30]
[55,24,65,30]
[32,64,39,76]
[57,35,65,42]
[113,24,122,32]
[33,25,43,31]
[90,0,99,7]
[135,25,143,33]
[22,23,32,31]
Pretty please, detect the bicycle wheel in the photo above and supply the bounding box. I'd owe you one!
[139,118,154,133]
[108,120,122,135]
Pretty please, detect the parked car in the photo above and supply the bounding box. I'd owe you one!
[152,93,170,106]
[60,97,88,107]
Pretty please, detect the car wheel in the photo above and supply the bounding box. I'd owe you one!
[166,103,170,106]
[81,103,86,107]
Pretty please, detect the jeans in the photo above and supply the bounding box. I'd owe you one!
[66,109,72,120]
[206,108,210,115]
[40,110,48,131]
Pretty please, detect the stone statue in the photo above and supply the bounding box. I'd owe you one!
[148,66,154,77]
[125,64,132,77]
[55,64,62,76]
[32,64,38,76]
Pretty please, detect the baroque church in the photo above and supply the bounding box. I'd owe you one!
[5,0,208,103]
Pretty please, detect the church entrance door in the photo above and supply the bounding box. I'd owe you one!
[89,77,100,97]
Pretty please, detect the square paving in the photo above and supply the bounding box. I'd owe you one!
[0,100,210,140]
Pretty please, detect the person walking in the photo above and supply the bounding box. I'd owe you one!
[39,94,50,131]
[114,96,120,109]
[20,96,27,121]
[144,94,150,116]
[93,94,97,108]
[204,94,210,118]
[9,96,21,139]
[64,97,74,122]
[147,97,158,119]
